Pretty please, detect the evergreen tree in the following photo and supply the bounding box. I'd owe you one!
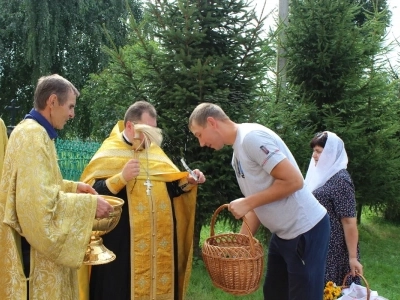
[0,0,142,137]
[284,0,400,220]
[82,0,273,256]
[352,0,390,27]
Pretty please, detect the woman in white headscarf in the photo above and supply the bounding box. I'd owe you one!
[305,131,363,286]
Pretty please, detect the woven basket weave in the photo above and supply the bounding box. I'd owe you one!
[202,204,264,295]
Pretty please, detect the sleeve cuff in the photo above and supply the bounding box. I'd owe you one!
[62,180,78,193]
[106,173,127,194]
[179,178,195,192]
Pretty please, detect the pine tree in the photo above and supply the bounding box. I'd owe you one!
[284,0,400,220]
[82,0,272,255]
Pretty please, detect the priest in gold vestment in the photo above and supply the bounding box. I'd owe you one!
[78,101,205,300]
[0,75,113,300]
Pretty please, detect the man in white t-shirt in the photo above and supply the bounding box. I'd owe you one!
[189,103,330,300]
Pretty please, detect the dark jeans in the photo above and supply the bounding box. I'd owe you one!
[263,213,330,300]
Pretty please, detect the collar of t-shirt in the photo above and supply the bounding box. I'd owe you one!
[24,108,58,140]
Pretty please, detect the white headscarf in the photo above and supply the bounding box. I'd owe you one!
[304,131,348,192]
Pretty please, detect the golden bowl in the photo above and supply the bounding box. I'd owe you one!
[83,195,125,265]
[92,195,124,233]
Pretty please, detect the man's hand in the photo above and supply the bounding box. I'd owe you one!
[122,159,140,182]
[76,183,111,218]
[228,197,251,219]
[187,169,206,184]
[77,182,98,194]
[95,196,113,219]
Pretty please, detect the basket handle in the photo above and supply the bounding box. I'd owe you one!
[209,204,257,255]
[341,272,370,300]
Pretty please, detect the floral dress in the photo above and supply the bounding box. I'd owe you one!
[312,169,361,286]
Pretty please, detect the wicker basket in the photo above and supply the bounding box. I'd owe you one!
[202,204,264,295]
[341,272,370,300]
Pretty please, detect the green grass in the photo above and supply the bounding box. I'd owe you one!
[186,211,399,299]
[357,212,400,299]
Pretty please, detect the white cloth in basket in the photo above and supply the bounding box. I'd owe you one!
[338,282,389,300]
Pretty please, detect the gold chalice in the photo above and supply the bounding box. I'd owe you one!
[83,195,125,265]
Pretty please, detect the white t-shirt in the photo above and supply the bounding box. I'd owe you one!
[232,123,326,239]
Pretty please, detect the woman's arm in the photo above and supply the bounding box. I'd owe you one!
[342,217,363,276]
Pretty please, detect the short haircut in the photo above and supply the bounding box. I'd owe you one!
[310,131,328,148]
[34,74,79,110]
[188,103,229,128]
[124,101,157,126]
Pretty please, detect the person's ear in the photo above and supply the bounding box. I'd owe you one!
[48,94,57,107]
[207,116,217,128]
[126,121,136,137]
[126,120,133,131]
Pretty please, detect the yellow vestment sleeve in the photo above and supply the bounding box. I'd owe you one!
[106,172,127,194]
[62,180,78,193]
[2,121,97,268]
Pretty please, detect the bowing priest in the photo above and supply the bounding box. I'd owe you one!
[0,74,113,300]
[78,100,206,300]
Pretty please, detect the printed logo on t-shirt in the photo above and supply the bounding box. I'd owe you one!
[233,157,245,178]
[260,145,269,155]
[260,145,278,166]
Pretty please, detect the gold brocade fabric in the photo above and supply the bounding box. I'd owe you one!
[78,121,197,300]
[0,118,8,181]
[0,119,98,300]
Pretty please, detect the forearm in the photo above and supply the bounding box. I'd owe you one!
[342,218,359,259]
[245,178,303,210]
[239,210,261,236]
[244,158,304,210]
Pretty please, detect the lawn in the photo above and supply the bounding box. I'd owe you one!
[186,210,399,299]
